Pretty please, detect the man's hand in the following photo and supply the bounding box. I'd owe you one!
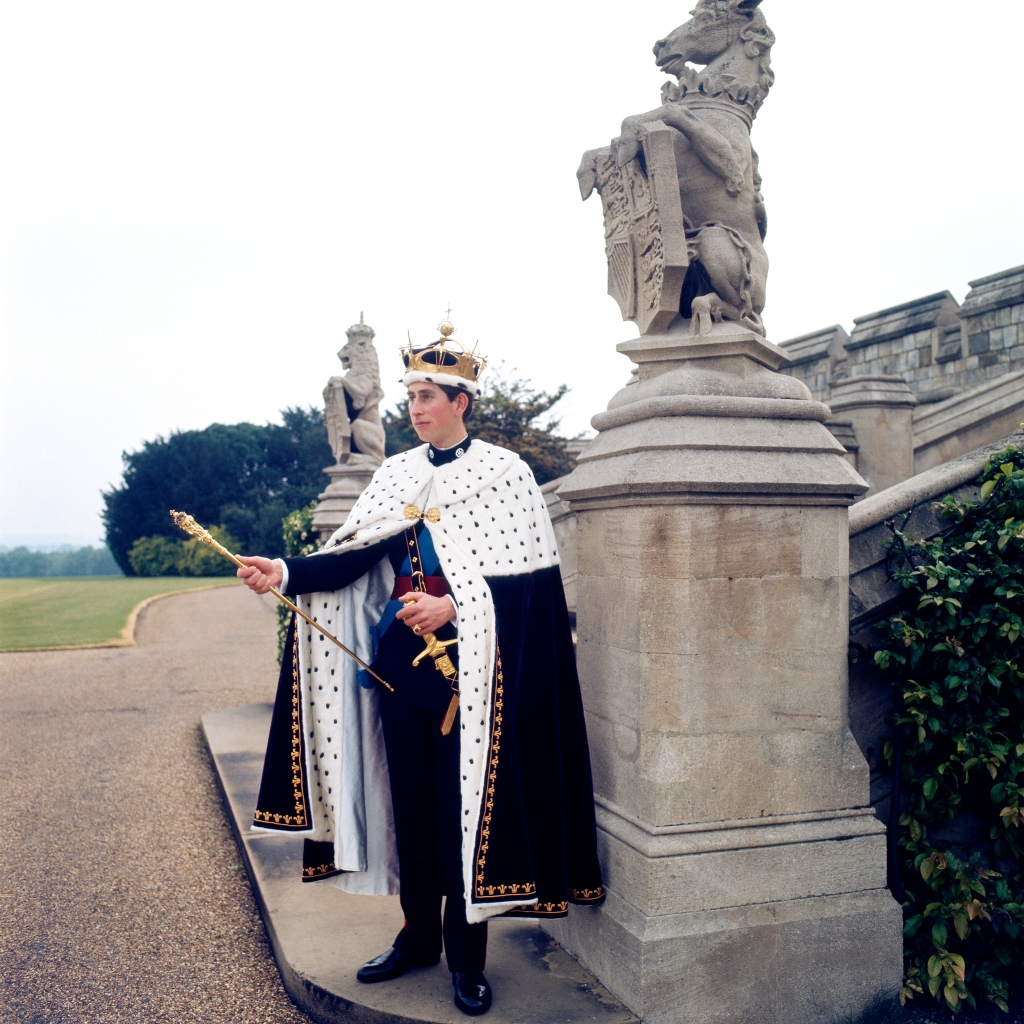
[236,556,283,595]
[396,592,456,635]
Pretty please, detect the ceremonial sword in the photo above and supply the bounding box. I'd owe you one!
[169,510,393,691]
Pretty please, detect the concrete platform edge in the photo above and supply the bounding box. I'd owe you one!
[202,707,422,1024]
[201,703,638,1024]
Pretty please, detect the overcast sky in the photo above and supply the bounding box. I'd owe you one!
[1,1,1022,545]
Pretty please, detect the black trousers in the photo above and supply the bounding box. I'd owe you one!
[378,700,487,972]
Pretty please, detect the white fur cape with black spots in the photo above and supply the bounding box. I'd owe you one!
[252,439,604,923]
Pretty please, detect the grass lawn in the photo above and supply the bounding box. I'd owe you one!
[0,576,241,651]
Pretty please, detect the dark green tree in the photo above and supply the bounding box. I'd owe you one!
[382,373,576,485]
[102,406,332,574]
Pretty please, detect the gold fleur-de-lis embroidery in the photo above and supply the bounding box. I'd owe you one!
[254,625,309,830]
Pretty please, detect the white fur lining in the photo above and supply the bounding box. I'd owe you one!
[401,370,480,396]
[295,559,400,895]
[296,441,559,921]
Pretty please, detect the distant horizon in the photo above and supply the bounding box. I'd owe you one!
[0,536,106,552]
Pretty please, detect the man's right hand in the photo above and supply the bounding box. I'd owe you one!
[236,556,283,595]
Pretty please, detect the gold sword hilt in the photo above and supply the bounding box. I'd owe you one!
[411,633,458,668]
[398,582,461,735]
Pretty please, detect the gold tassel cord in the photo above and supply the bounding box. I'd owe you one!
[439,693,460,736]
[169,510,393,691]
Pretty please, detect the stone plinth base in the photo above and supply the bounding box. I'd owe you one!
[544,886,901,1024]
[545,798,902,1022]
[554,320,901,1023]
[312,462,376,541]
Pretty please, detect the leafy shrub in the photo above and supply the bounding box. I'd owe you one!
[177,526,240,577]
[282,501,324,560]
[277,502,324,659]
[128,535,183,577]
[128,526,239,577]
[870,448,1024,1015]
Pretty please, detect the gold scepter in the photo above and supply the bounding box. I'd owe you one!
[169,510,393,691]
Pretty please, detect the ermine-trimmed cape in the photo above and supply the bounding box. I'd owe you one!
[252,440,603,923]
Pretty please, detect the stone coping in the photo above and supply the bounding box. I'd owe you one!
[829,375,917,411]
[202,703,637,1024]
[912,371,1024,449]
[777,324,849,366]
[962,264,1024,317]
[848,429,1024,537]
[847,291,958,350]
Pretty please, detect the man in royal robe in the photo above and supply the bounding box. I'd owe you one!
[236,325,603,1017]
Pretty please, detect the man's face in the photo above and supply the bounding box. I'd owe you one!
[407,382,466,445]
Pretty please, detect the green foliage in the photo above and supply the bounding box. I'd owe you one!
[870,447,1024,1016]
[102,406,332,574]
[178,526,241,577]
[128,526,240,577]
[382,370,576,484]
[0,546,122,577]
[282,502,324,559]
[277,501,324,659]
[127,536,182,577]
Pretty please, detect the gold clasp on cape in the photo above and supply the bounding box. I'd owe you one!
[404,504,440,523]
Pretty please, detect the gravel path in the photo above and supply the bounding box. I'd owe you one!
[0,586,311,1024]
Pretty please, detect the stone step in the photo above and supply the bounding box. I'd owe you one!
[202,704,638,1024]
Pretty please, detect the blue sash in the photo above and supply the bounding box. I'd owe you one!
[359,526,442,689]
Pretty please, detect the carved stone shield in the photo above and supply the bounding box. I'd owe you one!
[581,121,689,336]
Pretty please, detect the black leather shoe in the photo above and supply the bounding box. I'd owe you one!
[452,971,492,1015]
[356,945,439,983]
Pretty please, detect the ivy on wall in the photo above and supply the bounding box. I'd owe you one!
[870,448,1024,1015]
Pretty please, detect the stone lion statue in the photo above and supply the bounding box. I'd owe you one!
[323,315,386,467]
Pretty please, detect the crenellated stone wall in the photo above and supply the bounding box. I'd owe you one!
[779,265,1024,493]
[774,325,849,400]
[781,265,1024,407]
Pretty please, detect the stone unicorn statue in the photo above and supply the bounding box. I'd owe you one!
[579,0,774,336]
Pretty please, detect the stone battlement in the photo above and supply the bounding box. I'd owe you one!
[781,265,1024,406]
[779,264,1024,494]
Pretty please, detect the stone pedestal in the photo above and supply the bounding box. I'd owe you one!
[549,320,902,1024]
[542,478,580,618]
[828,375,917,497]
[312,462,376,541]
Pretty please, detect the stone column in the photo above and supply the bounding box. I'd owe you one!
[548,320,903,1024]
[541,478,580,618]
[828,374,917,497]
[312,463,377,541]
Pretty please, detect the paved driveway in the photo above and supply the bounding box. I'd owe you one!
[0,586,310,1023]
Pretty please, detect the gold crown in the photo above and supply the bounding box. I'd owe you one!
[400,321,487,388]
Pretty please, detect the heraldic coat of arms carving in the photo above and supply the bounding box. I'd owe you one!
[578,0,774,338]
